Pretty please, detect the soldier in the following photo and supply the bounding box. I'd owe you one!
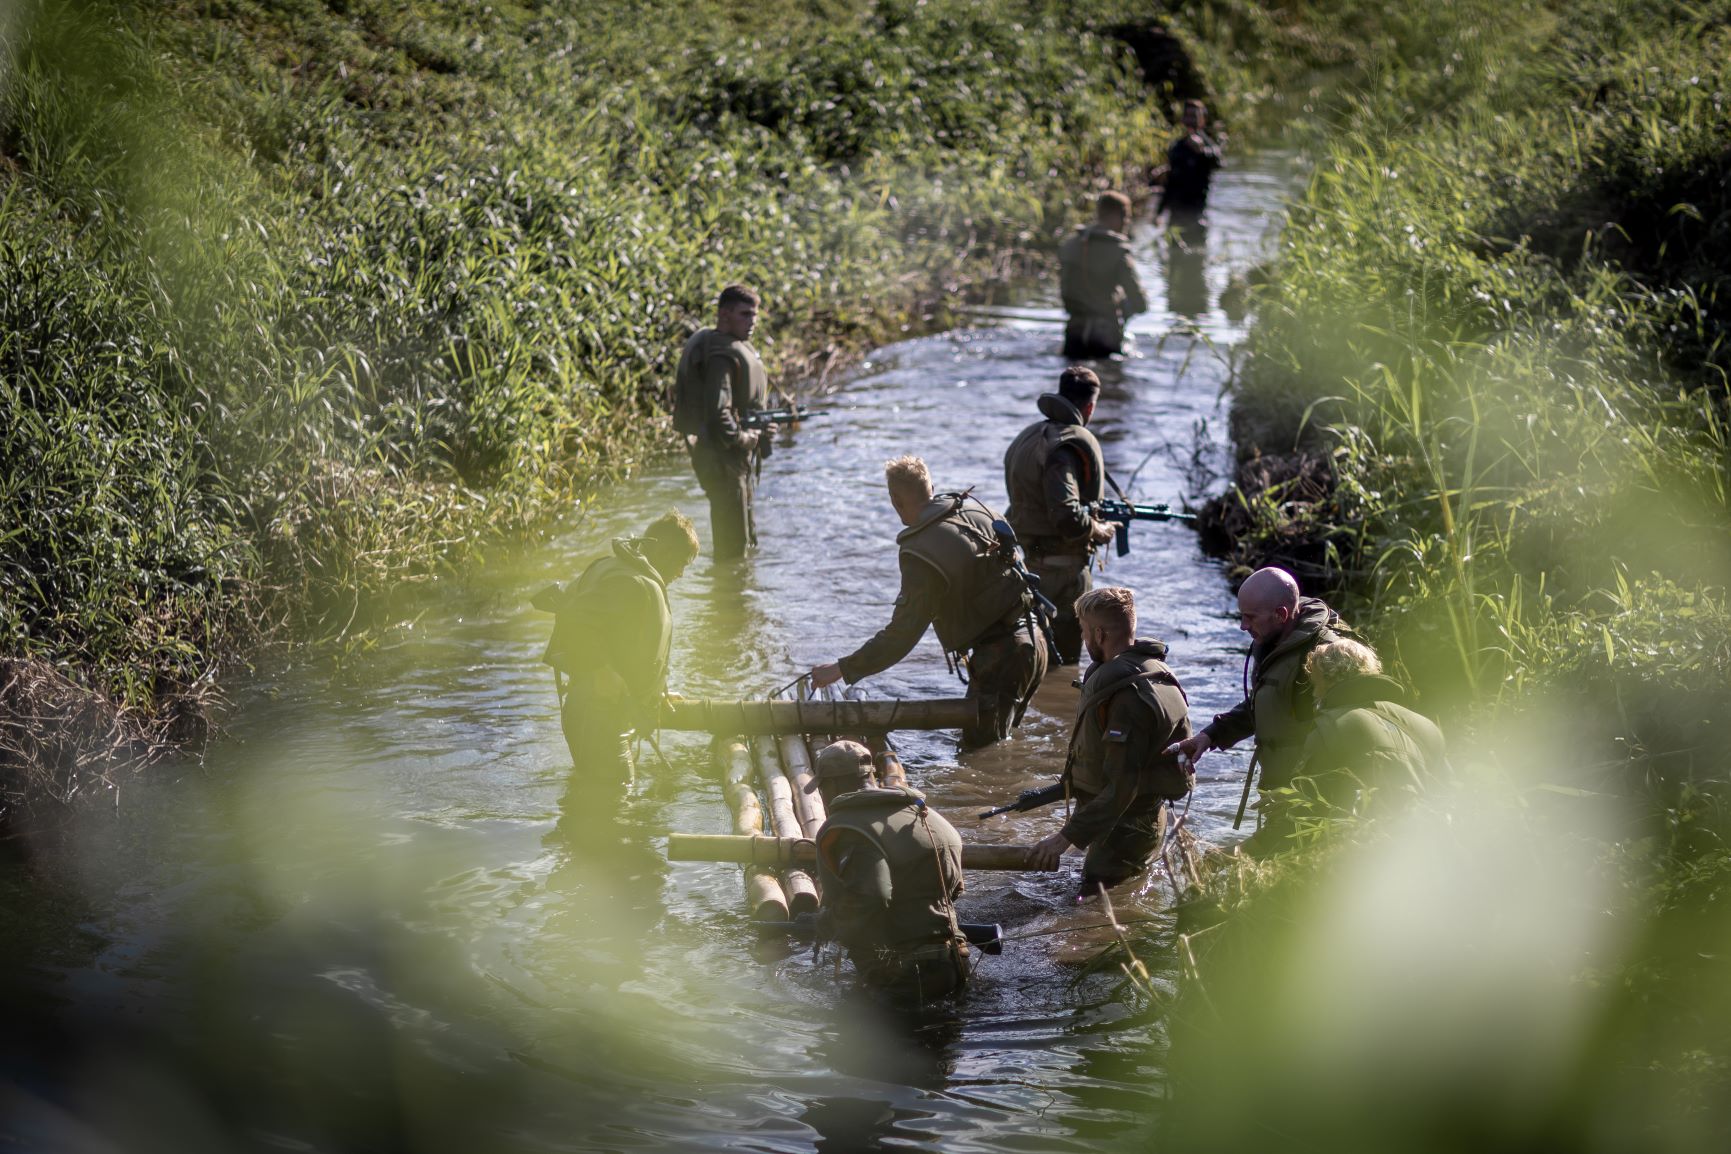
[1057,191,1149,359]
[1167,567,1355,830]
[1002,366,1120,665]
[1029,587,1192,891]
[811,740,970,1003]
[672,285,775,560]
[1294,639,1448,812]
[533,510,701,784]
[809,456,1048,750]
[1155,99,1223,229]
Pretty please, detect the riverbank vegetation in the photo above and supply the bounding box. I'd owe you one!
[0,0,1190,816]
[1172,1,1731,1146]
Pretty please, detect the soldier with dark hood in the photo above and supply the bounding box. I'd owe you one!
[1057,191,1148,358]
[1294,639,1448,812]
[811,740,970,1003]
[1155,99,1223,228]
[1169,566,1357,830]
[672,284,774,560]
[1003,366,1120,665]
[533,510,701,783]
[1029,587,1192,891]
[809,456,1049,750]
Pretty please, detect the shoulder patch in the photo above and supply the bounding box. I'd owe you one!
[1105,729,1128,743]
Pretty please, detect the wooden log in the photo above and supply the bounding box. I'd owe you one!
[667,833,1058,872]
[778,733,827,837]
[663,696,979,735]
[752,739,819,914]
[713,739,788,920]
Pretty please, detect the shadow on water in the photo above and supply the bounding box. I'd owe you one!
[0,155,1297,1151]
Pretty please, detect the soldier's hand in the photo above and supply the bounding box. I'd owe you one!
[810,662,844,690]
[1089,519,1121,547]
[1030,832,1071,872]
[1167,732,1213,766]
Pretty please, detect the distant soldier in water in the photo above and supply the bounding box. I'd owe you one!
[1003,366,1120,665]
[533,510,701,785]
[1167,567,1355,838]
[811,740,970,1003]
[1293,639,1448,814]
[1155,99,1222,229]
[1029,587,1193,891]
[1058,191,1148,358]
[672,285,775,560]
[809,455,1048,749]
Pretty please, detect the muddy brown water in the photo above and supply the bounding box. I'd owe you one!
[2,157,1293,1152]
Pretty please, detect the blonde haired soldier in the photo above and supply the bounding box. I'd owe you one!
[1029,586,1192,891]
[810,456,1048,749]
[534,510,701,784]
[1293,639,1447,812]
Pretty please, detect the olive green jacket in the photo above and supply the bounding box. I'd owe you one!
[1296,674,1447,805]
[1003,393,1106,554]
[539,539,672,716]
[1203,597,1348,789]
[1062,639,1191,848]
[1058,224,1148,330]
[815,786,965,959]
[671,327,767,458]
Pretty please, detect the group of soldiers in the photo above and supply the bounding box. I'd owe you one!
[534,105,1448,1000]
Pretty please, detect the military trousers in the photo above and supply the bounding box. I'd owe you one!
[856,939,970,1004]
[1063,315,1125,359]
[1026,549,1091,666]
[961,618,1048,749]
[1077,799,1169,893]
[689,441,756,560]
[560,686,638,788]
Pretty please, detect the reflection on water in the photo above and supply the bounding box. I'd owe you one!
[0,156,1295,1151]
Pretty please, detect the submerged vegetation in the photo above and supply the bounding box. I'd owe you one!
[0,0,1186,813]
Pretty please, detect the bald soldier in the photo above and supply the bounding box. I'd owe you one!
[1169,566,1356,832]
[810,456,1049,750]
[1294,639,1448,813]
[534,510,702,784]
[1029,587,1192,890]
[672,285,775,560]
[1003,366,1120,665]
[1058,191,1149,358]
[811,740,970,1002]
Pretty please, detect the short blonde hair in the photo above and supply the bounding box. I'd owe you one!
[1075,585,1136,636]
[1305,639,1382,697]
[884,455,933,501]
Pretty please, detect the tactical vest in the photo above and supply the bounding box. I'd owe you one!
[1003,395,1105,549]
[1066,642,1190,799]
[815,787,963,951]
[671,328,767,438]
[541,541,672,707]
[896,494,1031,653]
[1249,600,1346,788]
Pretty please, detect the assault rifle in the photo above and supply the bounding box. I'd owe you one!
[977,781,1066,820]
[1095,498,1197,557]
[742,405,826,431]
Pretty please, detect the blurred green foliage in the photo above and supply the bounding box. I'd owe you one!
[0,0,1171,720]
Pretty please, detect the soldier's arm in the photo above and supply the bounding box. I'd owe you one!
[1203,694,1256,750]
[1042,446,1096,542]
[1060,691,1167,848]
[1117,250,1149,319]
[705,352,758,452]
[837,555,942,684]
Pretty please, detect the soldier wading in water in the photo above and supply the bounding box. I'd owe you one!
[533,510,701,786]
[810,456,1049,750]
[1057,190,1148,359]
[811,740,970,1003]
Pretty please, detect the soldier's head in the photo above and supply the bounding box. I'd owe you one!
[814,740,876,807]
[1075,585,1136,665]
[884,454,934,525]
[1181,99,1207,131]
[1305,639,1382,704]
[1236,566,1302,644]
[1057,366,1101,424]
[716,284,760,339]
[642,509,701,582]
[1095,190,1131,232]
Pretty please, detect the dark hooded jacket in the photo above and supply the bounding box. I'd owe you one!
[815,786,966,961]
[1003,392,1107,554]
[540,539,672,714]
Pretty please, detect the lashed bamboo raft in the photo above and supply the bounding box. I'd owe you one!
[668,833,1057,873]
[753,738,819,914]
[717,739,788,920]
[663,696,978,735]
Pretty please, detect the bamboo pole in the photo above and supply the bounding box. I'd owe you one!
[752,739,819,914]
[778,732,827,837]
[667,833,1058,872]
[716,740,788,920]
[663,696,978,735]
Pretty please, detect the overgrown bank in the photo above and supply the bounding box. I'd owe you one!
[0,0,1204,816]
[1168,2,1731,1147]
